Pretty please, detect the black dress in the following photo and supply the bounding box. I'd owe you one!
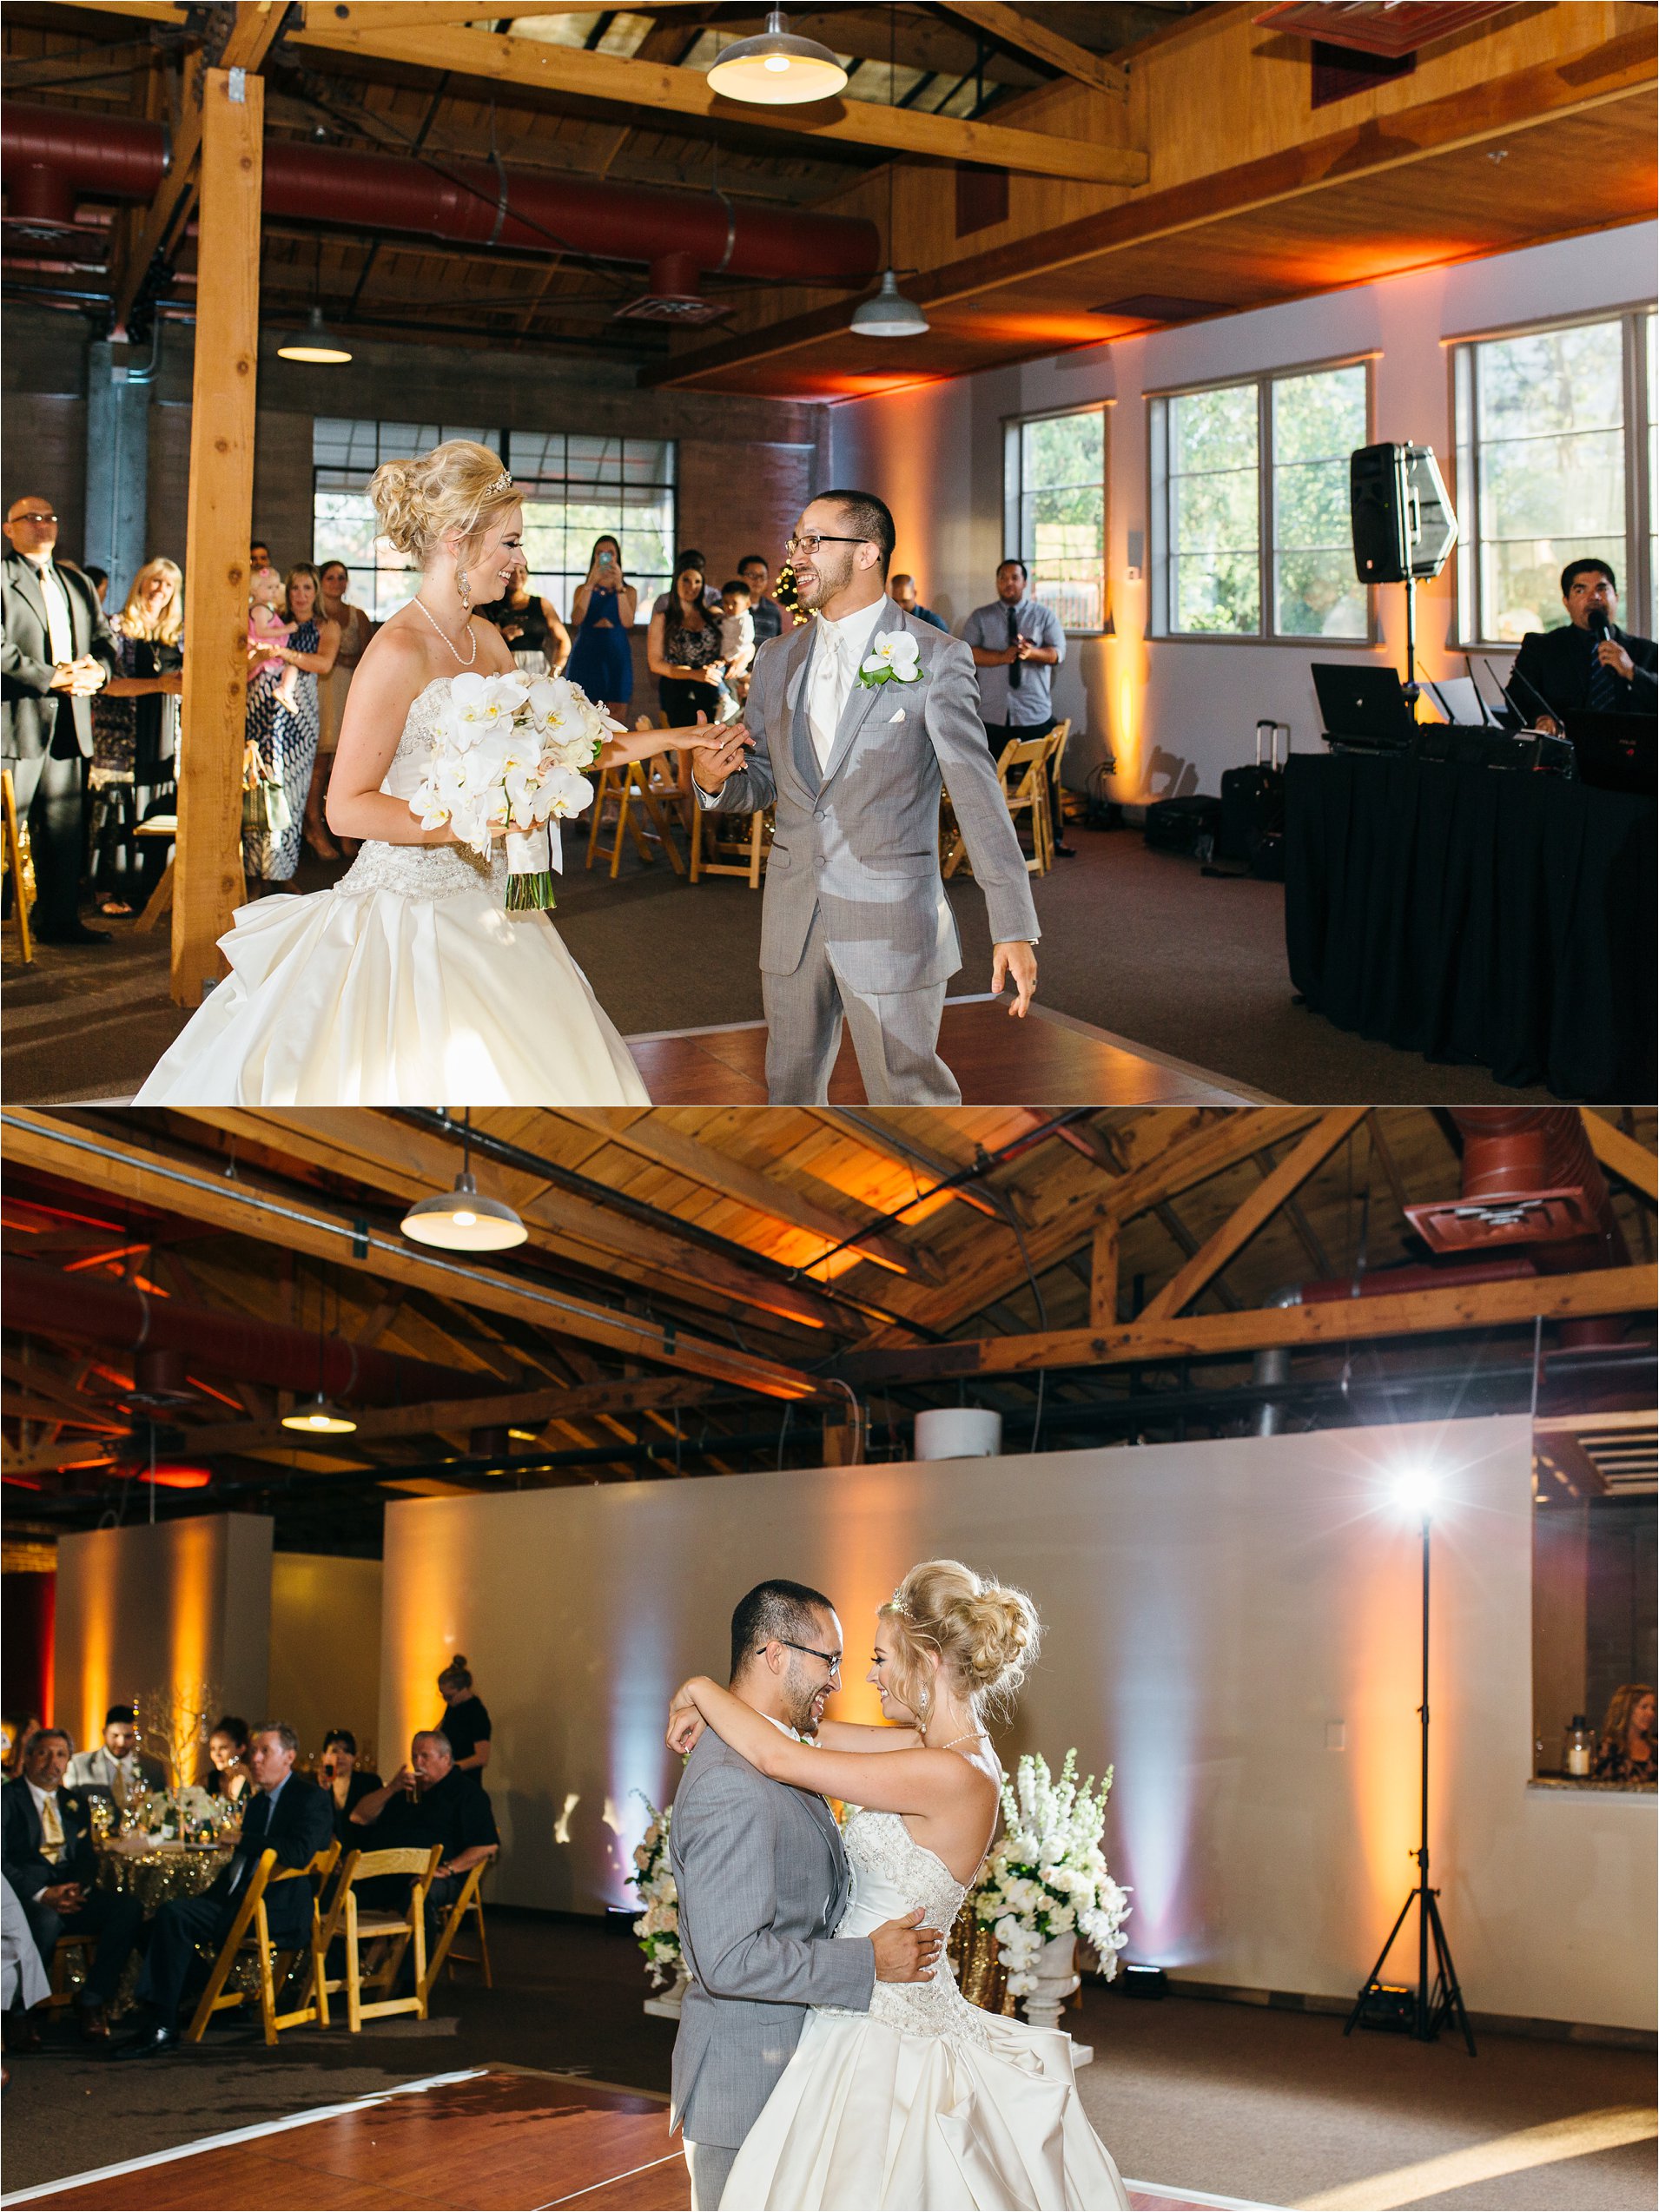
[439,1694,492,1779]
[327,1769,383,1841]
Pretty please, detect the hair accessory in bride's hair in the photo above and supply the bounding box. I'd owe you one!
[486,471,514,497]
[888,1583,912,1618]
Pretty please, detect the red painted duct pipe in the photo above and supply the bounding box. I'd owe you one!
[1,104,881,287]
[1298,1256,1538,1304]
[5,1258,496,1406]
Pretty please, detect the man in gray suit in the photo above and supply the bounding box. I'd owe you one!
[692,491,1041,1105]
[2,494,122,943]
[669,1579,943,2209]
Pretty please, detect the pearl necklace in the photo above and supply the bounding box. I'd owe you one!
[413,593,477,667]
[928,1728,988,1753]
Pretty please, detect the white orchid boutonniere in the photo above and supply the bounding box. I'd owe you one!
[856,628,924,689]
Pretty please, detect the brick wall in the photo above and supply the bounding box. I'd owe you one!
[2,394,89,565]
[676,435,815,591]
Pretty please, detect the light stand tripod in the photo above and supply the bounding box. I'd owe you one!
[1344,1504,1477,2055]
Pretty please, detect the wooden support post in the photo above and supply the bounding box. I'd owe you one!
[171,66,261,1008]
[1088,1219,1120,1333]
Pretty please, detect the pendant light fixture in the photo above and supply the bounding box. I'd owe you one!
[401,1111,528,1251]
[281,1262,358,1433]
[850,9,929,339]
[707,8,848,105]
[277,304,354,365]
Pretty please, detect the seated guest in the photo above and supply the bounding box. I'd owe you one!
[889,572,947,631]
[435,1655,492,1784]
[737,552,788,645]
[350,1730,498,1948]
[317,1729,382,1839]
[1593,1681,1656,1783]
[202,1714,254,1803]
[116,1723,333,2057]
[2,1871,51,2043]
[1511,558,1656,729]
[2,1727,142,2044]
[65,1703,167,1806]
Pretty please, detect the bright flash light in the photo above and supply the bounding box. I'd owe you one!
[1393,1463,1440,1517]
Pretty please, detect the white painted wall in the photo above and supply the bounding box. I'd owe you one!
[831,223,1657,801]
[380,1415,1655,2031]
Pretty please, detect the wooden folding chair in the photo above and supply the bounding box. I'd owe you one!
[690,801,771,888]
[46,1928,96,2007]
[430,1851,498,1994]
[183,1837,340,2048]
[2,768,35,964]
[313,1844,441,2033]
[945,735,1054,879]
[585,757,686,881]
[132,814,179,934]
[1044,718,1072,838]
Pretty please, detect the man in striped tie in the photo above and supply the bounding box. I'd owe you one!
[0,1727,142,2043]
[1512,558,1656,732]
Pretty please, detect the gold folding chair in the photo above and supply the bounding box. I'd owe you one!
[2,768,35,965]
[1044,719,1073,841]
[423,1850,499,2001]
[183,1838,340,2048]
[691,802,772,888]
[585,733,687,881]
[314,1844,441,2033]
[946,735,1054,879]
[46,1928,96,2007]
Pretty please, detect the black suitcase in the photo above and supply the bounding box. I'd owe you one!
[1219,720,1288,867]
[1144,795,1221,856]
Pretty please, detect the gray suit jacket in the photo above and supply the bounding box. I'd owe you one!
[668,1729,875,2151]
[700,605,1041,993]
[1,551,121,763]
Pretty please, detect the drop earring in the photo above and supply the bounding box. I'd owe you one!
[456,563,472,614]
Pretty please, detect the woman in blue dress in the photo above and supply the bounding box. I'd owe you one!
[565,534,637,720]
[244,563,340,887]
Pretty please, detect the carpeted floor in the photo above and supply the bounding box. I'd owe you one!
[3,1914,1651,2209]
[2,826,1563,1106]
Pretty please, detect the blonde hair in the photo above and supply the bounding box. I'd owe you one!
[116,557,183,644]
[880,1559,1040,1722]
[367,440,518,568]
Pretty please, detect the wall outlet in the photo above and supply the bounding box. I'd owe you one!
[1325,1720,1346,1751]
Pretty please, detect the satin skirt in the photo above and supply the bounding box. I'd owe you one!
[133,867,651,1106]
[720,2004,1131,2211]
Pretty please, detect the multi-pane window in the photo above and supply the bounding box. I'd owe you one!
[1150,362,1371,641]
[1003,408,1107,631]
[1452,310,1656,644]
[311,420,676,624]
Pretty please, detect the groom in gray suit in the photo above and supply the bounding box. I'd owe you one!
[692,491,1041,1105]
[668,1579,943,2209]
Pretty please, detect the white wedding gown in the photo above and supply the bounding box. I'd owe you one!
[722,1808,1131,2211]
[134,677,650,1106]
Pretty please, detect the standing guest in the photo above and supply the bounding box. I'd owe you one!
[889,573,947,632]
[244,562,339,889]
[651,548,723,621]
[1511,558,1657,729]
[350,1730,497,1951]
[737,553,787,646]
[202,1716,254,1804]
[435,1656,492,1784]
[2,1728,142,2044]
[649,558,724,730]
[963,558,1072,857]
[305,558,375,862]
[65,1704,167,1806]
[478,553,571,677]
[1,492,122,943]
[80,566,110,606]
[1593,1682,1656,1783]
[565,535,638,720]
[88,557,185,915]
[317,1729,382,1840]
[115,1723,333,2058]
[250,539,273,571]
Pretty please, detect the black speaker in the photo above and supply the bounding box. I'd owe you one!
[1350,443,1458,584]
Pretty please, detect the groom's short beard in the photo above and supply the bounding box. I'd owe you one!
[782,1663,822,1737]
[799,551,853,611]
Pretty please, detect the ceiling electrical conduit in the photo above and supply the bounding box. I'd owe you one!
[1,104,882,288]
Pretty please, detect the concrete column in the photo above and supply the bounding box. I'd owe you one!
[83,337,152,601]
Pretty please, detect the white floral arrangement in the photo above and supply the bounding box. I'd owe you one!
[856,628,923,688]
[410,668,620,909]
[969,1750,1131,1997]
[629,1794,683,1988]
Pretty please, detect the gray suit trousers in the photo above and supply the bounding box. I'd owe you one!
[684,2141,737,2209]
[763,907,960,1106]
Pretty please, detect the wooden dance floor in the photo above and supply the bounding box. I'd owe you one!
[628,996,1267,1107]
[2,2065,1277,2212]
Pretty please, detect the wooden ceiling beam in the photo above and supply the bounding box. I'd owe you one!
[290,19,1149,184]
[930,1,1128,97]
[1101,1109,1326,1223]
[1583,1109,1659,1203]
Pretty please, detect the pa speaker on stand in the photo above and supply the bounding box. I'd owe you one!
[1350,443,1458,703]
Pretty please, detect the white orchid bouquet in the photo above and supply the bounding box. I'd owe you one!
[969,1750,1131,1997]
[410,668,620,910]
[629,1793,683,1988]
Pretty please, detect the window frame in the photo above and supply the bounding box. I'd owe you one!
[1447,303,1656,650]
[1147,351,1378,648]
[1001,400,1112,637]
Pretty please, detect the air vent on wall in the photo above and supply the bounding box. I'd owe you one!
[1252,3,1510,59]
[1090,295,1230,324]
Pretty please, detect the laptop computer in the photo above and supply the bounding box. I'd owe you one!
[1312,664,1416,750]
[1563,710,1657,796]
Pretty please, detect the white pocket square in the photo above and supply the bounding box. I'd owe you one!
[886,707,907,723]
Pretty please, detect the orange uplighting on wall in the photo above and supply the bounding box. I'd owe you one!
[140,1464,213,1489]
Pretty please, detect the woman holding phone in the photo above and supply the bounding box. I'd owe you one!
[565,535,637,721]
[318,1730,383,1840]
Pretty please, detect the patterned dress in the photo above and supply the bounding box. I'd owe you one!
[245,618,320,881]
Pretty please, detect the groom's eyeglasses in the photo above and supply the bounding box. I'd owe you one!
[784,534,868,559]
[770,1638,843,1678]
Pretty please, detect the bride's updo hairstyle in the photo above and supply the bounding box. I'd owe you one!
[367,440,519,568]
[880,1559,1041,1724]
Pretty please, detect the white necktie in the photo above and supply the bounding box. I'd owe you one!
[35,562,76,669]
[808,629,846,771]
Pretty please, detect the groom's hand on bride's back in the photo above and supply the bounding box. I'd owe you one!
[870,1906,945,1983]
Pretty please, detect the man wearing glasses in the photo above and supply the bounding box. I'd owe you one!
[668,1580,943,2209]
[692,490,1040,1105]
[2,495,122,944]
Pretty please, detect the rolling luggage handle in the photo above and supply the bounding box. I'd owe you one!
[1256,718,1291,769]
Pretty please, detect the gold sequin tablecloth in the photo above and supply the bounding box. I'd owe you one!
[96,1838,233,1912]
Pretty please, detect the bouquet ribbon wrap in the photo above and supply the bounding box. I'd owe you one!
[505,822,562,911]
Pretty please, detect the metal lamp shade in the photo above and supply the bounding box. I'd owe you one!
[850,269,930,338]
[706,10,848,104]
[400,1172,528,1251]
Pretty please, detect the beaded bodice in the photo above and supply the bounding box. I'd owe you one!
[828,1809,996,2050]
[335,676,508,901]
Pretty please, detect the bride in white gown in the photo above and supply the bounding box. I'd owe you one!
[135,439,727,1106]
[667,1561,1131,2211]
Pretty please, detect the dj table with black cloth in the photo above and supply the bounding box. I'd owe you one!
[1284,751,1656,1099]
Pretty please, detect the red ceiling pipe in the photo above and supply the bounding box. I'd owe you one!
[1,104,882,286]
[5,1258,497,1406]
[1297,1256,1538,1303]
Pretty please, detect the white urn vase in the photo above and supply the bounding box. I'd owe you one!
[1021,1932,1093,2063]
[644,1964,690,2020]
